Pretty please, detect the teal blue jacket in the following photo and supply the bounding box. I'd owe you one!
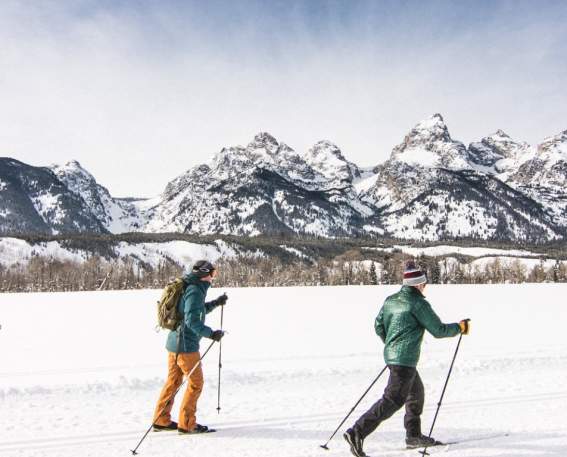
[166,274,219,353]
[375,286,461,367]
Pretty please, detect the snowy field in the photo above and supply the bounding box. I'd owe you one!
[1,284,567,457]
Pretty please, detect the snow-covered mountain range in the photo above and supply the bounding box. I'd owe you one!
[1,114,566,242]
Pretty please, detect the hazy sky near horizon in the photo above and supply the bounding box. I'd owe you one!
[1,0,566,197]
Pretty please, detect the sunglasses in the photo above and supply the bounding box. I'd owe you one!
[195,267,218,276]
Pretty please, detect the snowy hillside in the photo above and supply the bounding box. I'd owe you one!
[0,237,243,270]
[2,115,567,241]
[1,284,566,457]
[0,158,107,235]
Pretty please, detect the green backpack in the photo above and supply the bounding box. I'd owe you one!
[156,278,185,330]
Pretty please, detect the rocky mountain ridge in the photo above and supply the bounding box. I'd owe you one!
[1,114,566,242]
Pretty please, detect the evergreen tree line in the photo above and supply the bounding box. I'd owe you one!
[1,253,565,293]
[10,232,567,261]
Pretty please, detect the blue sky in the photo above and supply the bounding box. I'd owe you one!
[1,0,566,197]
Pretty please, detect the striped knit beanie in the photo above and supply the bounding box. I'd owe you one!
[402,260,427,286]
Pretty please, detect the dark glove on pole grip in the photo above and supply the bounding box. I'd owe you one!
[211,330,224,341]
[216,293,228,306]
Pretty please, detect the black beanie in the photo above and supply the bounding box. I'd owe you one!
[192,260,215,278]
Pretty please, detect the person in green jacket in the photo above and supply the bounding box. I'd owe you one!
[152,260,227,434]
[344,261,469,457]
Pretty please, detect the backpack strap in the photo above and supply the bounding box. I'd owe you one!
[175,287,186,362]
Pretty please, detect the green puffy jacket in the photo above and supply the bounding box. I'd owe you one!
[375,286,460,367]
[166,273,219,354]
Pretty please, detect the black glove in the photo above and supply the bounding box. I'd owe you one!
[215,293,228,307]
[211,330,224,342]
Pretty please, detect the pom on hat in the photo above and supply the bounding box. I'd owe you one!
[403,260,427,286]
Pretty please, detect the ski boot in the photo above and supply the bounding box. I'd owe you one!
[343,428,367,457]
[152,421,177,432]
[178,423,216,434]
[406,434,444,449]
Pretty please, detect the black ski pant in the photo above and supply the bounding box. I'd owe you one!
[354,365,424,439]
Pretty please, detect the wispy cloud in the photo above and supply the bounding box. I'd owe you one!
[1,0,566,196]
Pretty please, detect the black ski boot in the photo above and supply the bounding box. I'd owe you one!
[178,423,216,434]
[406,434,444,449]
[153,421,178,432]
[343,428,366,457]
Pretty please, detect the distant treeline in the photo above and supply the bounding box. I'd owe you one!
[1,246,566,293]
[6,231,567,256]
[5,231,567,258]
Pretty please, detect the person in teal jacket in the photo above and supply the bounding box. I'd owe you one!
[344,261,469,457]
[153,260,227,435]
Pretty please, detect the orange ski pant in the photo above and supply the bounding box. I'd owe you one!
[153,351,204,431]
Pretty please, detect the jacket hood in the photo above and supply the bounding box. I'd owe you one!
[183,273,211,290]
[400,285,425,297]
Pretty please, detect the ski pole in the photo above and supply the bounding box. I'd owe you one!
[419,319,469,457]
[320,365,387,450]
[130,340,216,455]
[216,303,225,414]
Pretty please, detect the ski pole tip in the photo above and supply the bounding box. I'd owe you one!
[320,444,330,450]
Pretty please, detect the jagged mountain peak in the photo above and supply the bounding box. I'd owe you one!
[306,140,360,182]
[51,160,95,183]
[49,160,143,233]
[484,129,526,147]
[310,140,344,159]
[248,132,280,154]
[199,135,363,194]
[209,133,304,182]
[148,131,377,236]
[411,113,451,141]
[389,114,469,169]
[54,159,87,172]
[65,159,84,169]
[538,130,567,158]
[468,130,531,173]
[493,129,511,139]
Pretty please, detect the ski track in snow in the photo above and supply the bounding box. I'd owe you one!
[0,284,566,456]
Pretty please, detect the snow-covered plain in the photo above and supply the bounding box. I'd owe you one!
[1,284,566,457]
